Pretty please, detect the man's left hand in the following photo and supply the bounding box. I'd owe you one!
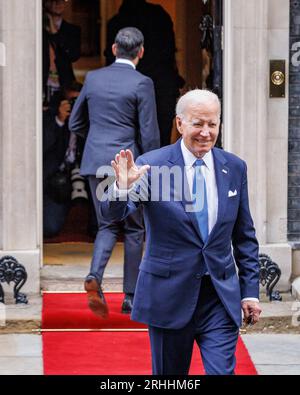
[242,301,262,326]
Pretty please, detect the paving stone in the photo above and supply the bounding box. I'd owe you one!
[242,334,300,374]
[254,364,300,375]
[0,357,43,375]
[0,334,43,375]
[0,334,42,357]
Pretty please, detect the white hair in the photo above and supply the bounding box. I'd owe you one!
[176,89,221,119]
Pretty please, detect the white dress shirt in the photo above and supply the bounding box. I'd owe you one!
[181,139,218,235]
[115,58,136,69]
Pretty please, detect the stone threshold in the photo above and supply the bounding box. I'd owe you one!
[1,317,299,335]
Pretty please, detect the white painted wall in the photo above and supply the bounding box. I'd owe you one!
[0,0,42,293]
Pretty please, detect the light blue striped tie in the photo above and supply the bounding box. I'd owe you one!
[193,159,209,242]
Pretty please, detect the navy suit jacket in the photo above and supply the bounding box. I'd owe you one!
[101,139,259,329]
[69,63,160,176]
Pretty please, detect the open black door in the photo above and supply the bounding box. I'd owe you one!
[199,0,223,147]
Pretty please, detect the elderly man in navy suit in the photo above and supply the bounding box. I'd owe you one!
[101,89,262,375]
[69,27,160,316]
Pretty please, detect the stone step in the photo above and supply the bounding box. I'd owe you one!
[40,263,124,292]
[41,277,123,293]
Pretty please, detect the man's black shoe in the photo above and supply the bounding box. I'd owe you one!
[121,294,134,314]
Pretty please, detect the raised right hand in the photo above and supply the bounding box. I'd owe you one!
[111,149,150,190]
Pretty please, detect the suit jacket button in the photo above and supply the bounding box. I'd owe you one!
[196,274,202,280]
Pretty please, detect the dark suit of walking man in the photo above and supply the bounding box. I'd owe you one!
[69,28,160,316]
[102,89,262,374]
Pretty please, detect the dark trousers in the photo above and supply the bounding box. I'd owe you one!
[43,193,70,237]
[148,276,239,375]
[87,176,144,295]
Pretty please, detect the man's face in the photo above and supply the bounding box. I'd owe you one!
[176,101,220,158]
[45,0,67,16]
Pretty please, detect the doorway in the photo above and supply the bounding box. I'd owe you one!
[68,0,223,102]
[42,0,223,261]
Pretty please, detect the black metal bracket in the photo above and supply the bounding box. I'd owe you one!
[0,256,28,304]
[259,253,282,301]
[199,14,213,51]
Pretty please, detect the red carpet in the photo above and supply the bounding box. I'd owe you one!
[42,293,147,330]
[43,333,256,375]
[42,293,257,375]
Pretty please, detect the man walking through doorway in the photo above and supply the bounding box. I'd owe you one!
[69,27,160,316]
